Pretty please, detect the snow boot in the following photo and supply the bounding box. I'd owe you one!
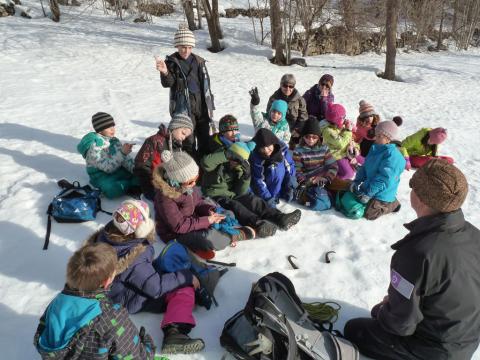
[230,226,256,246]
[255,220,278,238]
[161,323,205,354]
[276,209,302,230]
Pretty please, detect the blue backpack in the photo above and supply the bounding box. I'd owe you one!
[44,180,111,250]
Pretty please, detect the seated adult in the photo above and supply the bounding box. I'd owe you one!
[302,73,334,121]
[345,160,480,360]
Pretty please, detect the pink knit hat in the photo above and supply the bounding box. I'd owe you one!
[375,120,400,141]
[113,200,154,238]
[325,103,346,129]
[428,128,447,145]
[358,100,377,118]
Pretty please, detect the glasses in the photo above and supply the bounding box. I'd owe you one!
[304,135,319,140]
[320,82,330,88]
[182,175,199,187]
[282,83,295,89]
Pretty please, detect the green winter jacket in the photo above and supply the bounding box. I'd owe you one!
[319,120,355,160]
[200,136,250,199]
[401,128,435,157]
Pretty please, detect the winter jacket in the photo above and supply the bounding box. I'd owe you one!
[353,121,375,143]
[302,84,334,120]
[153,167,216,242]
[34,287,155,360]
[89,226,193,314]
[77,132,135,188]
[319,120,356,160]
[200,135,251,199]
[377,210,480,360]
[401,128,437,157]
[161,52,214,121]
[250,140,295,201]
[266,88,308,132]
[354,143,406,202]
[250,102,291,144]
[133,124,182,199]
[293,139,339,184]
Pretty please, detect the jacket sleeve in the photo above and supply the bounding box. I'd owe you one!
[250,103,271,132]
[362,153,396,198]
[322,127,352,154]
[200,150,229,172]
[85,139,126,174]
[354,162,366,183]
[293,149,306,183]
[251,156,273,200]
[162,197,211,234]
[377,252,426,336]
[296,96,309,126]
[266,95,274,114]
[160,59,176,88]
[401,128,430,156]
[134,138,155,195]
[319,93,334,119]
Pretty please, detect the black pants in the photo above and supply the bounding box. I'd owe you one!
[215,193,282,227]
[344,318,447,360]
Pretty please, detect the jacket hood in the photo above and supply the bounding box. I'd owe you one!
[38,293,101,351]
[270,100,288,122]
[152,166,183,199]
[253,128,280,148]
[77,132,104,158]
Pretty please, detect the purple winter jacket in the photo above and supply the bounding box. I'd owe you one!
[303,84,334,120]
[93,228,193,314]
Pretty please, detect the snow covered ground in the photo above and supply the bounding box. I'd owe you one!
[1,2,480,359]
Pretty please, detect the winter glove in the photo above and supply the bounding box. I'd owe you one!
[249,87,260,106]
[195,287,213,310]
[266,197,278,209]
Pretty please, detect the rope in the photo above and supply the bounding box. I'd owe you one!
[302,301,341,324]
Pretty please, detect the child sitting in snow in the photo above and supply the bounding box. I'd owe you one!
[134,113,194,201]
[401,127,453,169]
[249,87,291,144]
[77,112,139,198]
[293,118,339,211]
[87,199,205,354]
[320,104,361,180]
[34,242,156,359]
[250,128,297,207]
[353,100,381,157]
[153,150,255,259]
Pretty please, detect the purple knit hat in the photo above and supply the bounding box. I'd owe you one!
[428,128,447,145]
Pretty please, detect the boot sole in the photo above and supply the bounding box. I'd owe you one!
[161,340,205,354]
[256,222,277,238]
[281,210,302,230]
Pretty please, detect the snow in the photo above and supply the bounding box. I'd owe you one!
[1,1,480,359]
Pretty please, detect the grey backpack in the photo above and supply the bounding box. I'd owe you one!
[220,272,359,360]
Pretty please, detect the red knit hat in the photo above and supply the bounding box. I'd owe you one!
[428,128,447,145]
[325,103,346,129]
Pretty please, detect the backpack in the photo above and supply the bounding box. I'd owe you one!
[44,180,111,250]
[220,272,359,360]
[335,191,366,220]
[153,240,235,310]
[296,185,332,211]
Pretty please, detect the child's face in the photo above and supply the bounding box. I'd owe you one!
[375,133,390,145]
[99,126,115,137]
[259,144,274,157]
[172,127,192,142]
[270,110,282,123]
[359,115,373,127]
[181,175,198,189]
[303,134,320,147]
[176,45,193,60]
[223,130,239,143]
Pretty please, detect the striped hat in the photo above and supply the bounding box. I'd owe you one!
[219,114,239,133]
[92,112,115,133]
[174,24,195,48]
[168,113,194,131]
[227,141,256,161]
[358,100,377,118]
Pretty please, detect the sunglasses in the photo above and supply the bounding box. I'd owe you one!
[320,82,330,88]
[282,83,295,89]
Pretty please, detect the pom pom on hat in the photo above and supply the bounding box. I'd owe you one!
[393,116,403,126]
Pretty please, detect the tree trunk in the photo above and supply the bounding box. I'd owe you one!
[202,0,223,52]
[49,0,60,21]
[196,0,203,29]
[341,0,356,32]
[212,0,223,39]
[182,1,196,31]
[384,0,399,80]
[269,0,286,65]
[436,0,445,50]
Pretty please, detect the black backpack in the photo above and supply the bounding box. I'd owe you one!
[220,272,359,360]
[44,180,111,250]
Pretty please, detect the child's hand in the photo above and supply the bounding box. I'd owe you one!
[344,119,353,131]
[155,56,168,75]
[121,143,133,155]
[208,213,225,224]
[192,275,200,289]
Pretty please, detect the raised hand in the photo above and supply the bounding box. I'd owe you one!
[249,87,260,105]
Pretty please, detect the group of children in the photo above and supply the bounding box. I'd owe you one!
[35,24,454,359]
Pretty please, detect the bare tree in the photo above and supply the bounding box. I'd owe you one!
[270,0,286,64]
[182,0,196,30]
[196,0,203,29]
[455,0,480,50]
[201,0,223,52]
[49,0,60,21]
[247,0,269,45]
[297,0,328,56]
[384,0,399,80]
[341,0,356,32]
[436,0,446,50]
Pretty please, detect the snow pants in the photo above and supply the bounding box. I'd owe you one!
[176,228,231,252]
[90,167,139,199]
[364,198,400,220]
[336,156,364,180]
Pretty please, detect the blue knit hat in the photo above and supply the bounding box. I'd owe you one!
[227,141,256,161]
[270,100,288,122]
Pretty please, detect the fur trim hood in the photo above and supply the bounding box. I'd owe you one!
[152,166,183,199]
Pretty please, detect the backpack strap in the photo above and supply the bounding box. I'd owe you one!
[44,204,53,250]
[206,259,236,267]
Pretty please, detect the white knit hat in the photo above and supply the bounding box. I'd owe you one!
[161,150,199,184]
[174,23,195,48]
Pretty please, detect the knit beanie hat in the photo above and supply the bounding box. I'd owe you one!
[227,141,256,161]
[174,23,195,48]
[161,150,199,184]
[270,99,288,121]
[252,128,279,148]
[409,159,468,213]
[301,117,322,138]
[280,74,296,86]
[358,100,377,118]
[92,112,115,133]
[325,103,346,129]
[113,200,154,238]
[319,74,334,87]
[428,127,447,145]
[168,113,194,132]
[375,120,401,141]
[219,114,239,133]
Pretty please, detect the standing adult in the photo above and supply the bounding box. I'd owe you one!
[155,24,215,159]
[345,160,480,360]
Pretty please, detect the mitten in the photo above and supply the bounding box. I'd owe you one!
[249,87,260,106]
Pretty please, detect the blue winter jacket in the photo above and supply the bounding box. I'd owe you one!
[354,143,406,202]
[93,228,193,314]
[250,141,295,201]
